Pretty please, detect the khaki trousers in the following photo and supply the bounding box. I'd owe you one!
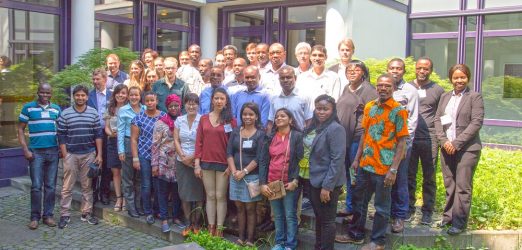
[60,151,96,217]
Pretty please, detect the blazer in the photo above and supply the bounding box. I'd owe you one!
[87,88,112,111]
[434,88,484,152]
[308,121,347,191]
[259,130,304,185]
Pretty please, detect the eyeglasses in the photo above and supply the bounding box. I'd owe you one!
[346,69,363,74]
[376,84,393,89]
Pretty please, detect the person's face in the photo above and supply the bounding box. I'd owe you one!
[185,101,199,116]
[164,61,177,78]
[92,74,106,90]
[415,59,433,82]
[223,49,236,66]
[144,95,157,111]
[199,61,211,78]
[278,70,296,93]
[315,100,334,124]
[189,47,201,62]
[128,89,141,105]
[115,88,128,105]
[339,43,354,62]
[346,65,364,83]
[233,60,246,76]
[154,60,164,72]
[179,54,190,66]
[37,85,52,104]
[310,50,326,68]
[451,69,469,93]
[244,69,259,91]
[256,45,269,65]
[215,55,226,69]
[241,107,257,127]
[210,68,224,88]
[146,71,159,84]
[130,64,142,75]
[246,48,257,64]
[387,61,405,82]
[212,92,227,111]
[269,46,285,67]
[106,57,120,74]
[376,77,394,102]
[73,90,88,106]
[296,48,310,65]
[274,110,291,129]
[144,53,153,65]
[167,101,180,117]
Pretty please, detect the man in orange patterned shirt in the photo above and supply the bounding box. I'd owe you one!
[336,73,408,250]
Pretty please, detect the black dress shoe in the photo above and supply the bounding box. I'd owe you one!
[438,220,451,228]
[127,210,140,218]
[100,195,110,205]
[447,226,464,235]
[137,210,146,216]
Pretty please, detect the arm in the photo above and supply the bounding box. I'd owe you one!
[407,88,419,137]
[130,124,140,170]
[94,138,103,166]
[56,114,68,157]
[104,117,113,137]
[350,132,365,170]
[261,96,270,128]
[384,136,406,187]
[321,125,347,191]
[150,122,162,176]
[193,117,205,178]
[117,109,126,159]
[434,94,451,151]
[452,93,484,151]
[17,122,33,161]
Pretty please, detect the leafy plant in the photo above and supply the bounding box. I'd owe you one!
[185,230,257,250]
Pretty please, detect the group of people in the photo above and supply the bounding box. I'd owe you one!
[18,39,484,250]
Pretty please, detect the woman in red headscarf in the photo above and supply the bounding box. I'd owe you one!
[151,94,183,233]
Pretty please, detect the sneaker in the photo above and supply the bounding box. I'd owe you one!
[271,244,285,250]
[58,216,70,229]
[421,213,432,225]
[161,222,171,233]
[146,215,155,225]
[173,218,187,229]
[301,197,312,211]
[81,213,99,225]
[335,234,364,244]
[405,211,414,222]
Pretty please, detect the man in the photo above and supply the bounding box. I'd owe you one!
[215,52,226,70]
[226,57,248,95]
[18,83,61,230]
[387,58,419,233]
[57,85,103,229]
[337,74,408,250]
[232,65,270,128]
[87,69,113,206]
[188,44,201,67]
[177,51,205,95]
[294,42,311,76]
[260,43,287,97]
[152,57,190,113]
[408,57,445,226]
[328,38,355,88]
[178,51,191,66]
[198,58,213,86]
[222,45,238,85]
[199,67,225,115]
[256,43,271,71]
[106,54,129,91]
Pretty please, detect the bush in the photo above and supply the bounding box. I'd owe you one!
[185,230,257,250]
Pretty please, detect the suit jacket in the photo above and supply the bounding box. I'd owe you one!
[308,121,346,191]
[259,130,304,185]
[434,88,484,152]
[328,64,340,73]
[87,88,112,112]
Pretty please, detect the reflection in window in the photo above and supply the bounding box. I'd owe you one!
[156,29,188,57]
[484,13,522,30]
[229,10,265,27]
[287,28,325,66]
[287,5,325,23]
[95,0,133,19]
[481,125,522,146]
[95,21,133,49]
[410,38,457,80]
[157,6,189,26]
[11,0,59,7]
[412,17,459,33]
[231,35,262,58]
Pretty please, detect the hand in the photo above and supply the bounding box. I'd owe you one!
[133,161,141,171]
[119,154,125,162]
[152,166,159,177]
[224,168,231,177]
[261,185,274,198]
[350,160,359,171]
[94,155,103,167]
[384,171,397,187]
[444,141,456,155]
[194,167,202,179]
[284,181,298,191]
[320,188,331,203]
[234,170,245,181]
[23,149,34,161]
[112,131,117,137]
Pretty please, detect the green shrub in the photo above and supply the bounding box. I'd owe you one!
[185,230,257,250]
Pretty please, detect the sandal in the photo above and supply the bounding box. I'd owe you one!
[235,239,245,246]
[245,241,255,247]
[114,196,123,212]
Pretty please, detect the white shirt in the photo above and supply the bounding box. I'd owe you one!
[260,63,286,98]
[176,65,204,95]
[444,91,463,142]
[296,69,342,101]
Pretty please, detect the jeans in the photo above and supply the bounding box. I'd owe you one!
[157,178,182,221]
[139,157,158,215]
[348,169,391,246]
[391,138,412,219]
[345,141,359,212]
[408,138,438,215]
[122,138,142,212]
[310,186,341,250]
[29,147,59,221]
[270,188,299,250]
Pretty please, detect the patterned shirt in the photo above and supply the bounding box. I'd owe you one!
[131,111,166,159]
[360,97,409,175]
[19,101,61,149]
[298,130,317,179]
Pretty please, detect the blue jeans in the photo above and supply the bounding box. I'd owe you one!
[348,169,391,246]
[29,147,59,220]
[391,138,412,219]
[157,178,182,221]
[139,157,158,215]
[345,141,359,212]
[270,188,299,250]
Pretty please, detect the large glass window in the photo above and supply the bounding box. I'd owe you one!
[229,10,264,27]
[411,0,460,13]
[412,17,459,33]
[484,13,522,30]
[156,29,188,57]
[287,27,325,66]
[485,0,522,8]
[410,38,457,80]
[11,0,59,7]
[157,6,189,26]
[287,5,325,23]
[95,0,134,50]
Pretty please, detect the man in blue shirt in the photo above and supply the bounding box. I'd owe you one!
[18,82,61,230]
[232,65,270,128]
[106,54,129,91]
[199,67,225,114]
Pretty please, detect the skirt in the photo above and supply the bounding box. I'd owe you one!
[106,137,121,169]
[176,160,205,202]
[229,174,262,203]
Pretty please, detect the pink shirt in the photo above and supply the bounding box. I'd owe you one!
[268,132,291,183]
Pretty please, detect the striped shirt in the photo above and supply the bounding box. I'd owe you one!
[18,101,61,149]
[57,106,103,154]
[131,111,166,159]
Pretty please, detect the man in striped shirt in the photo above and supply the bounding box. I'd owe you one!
[18,82,61,230]
[56,85,103,229]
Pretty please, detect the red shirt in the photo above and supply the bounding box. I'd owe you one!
[194,115,237,165]
[268,132,291,183]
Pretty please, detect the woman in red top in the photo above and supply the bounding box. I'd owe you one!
[194,87,236,237]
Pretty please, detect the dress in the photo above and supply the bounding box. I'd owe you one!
[104,112,121,168]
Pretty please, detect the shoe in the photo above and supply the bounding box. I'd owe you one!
[447,226,464,235]
[245,241,255,247]
[438,220,451,228]
[127,210,140,218]
[137,209,146,216]
[173,218,187,229]
[161,222,171,233]
[43,217,56,227]
[391,218,404,233]
[421,213,432,225]
[208,224,216,236]
[361,242,385,250]
[301,197,312,211]
[404,212,414,222]
[101,195,110,205]
[58,216,70,229]
[114,196,123,212]
[28,220,39,230]
[342,214,354,224]
[182,225,193,237]
[368,212,375,220]
[271,244,285,250]
[336,208,353,217]
[216,226,224,238]
[81,213,99,225]
[192,227,200,234]
[146,215,155,225]
[334,234,364,244]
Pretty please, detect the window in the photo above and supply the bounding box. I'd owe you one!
[411,17,459,33]
[95,0,134,50]
[411,0,460,13]
[410,38,458,80]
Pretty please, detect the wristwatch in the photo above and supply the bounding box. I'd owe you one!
[243,169,249,175]
[389,168,398,174]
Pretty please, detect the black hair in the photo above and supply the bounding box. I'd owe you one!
[240,102,262,129]
[272,108,298,134]
[72,85,89,95]
[307,94,340,134]
[347,59,370,82]
[184,92,200,105]
[210,87,233,124]
[142,91,157,99]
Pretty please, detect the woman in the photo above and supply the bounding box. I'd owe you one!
[0,55,12,73]
[194,87,236,237]
[245,43,257,66]
[173,93,205,236]
[117,86,145,217]
[227,102,265,246]
[144,68,159,91]
[104,84,128,212]
[344,60,377,104]
[131,92,166,224]
[124,60,146,90]
[142,48,159,69]
[307,95,346,250]
[151,94,183,233]
[434,64,484,235]
[154,57,165,78]
[259,108,304,250]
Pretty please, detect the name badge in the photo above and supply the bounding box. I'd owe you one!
[440,114,452,126]
[418,89,427,98]
[242,140,253,148]
[224,123,233,133]
[41,111,50,118]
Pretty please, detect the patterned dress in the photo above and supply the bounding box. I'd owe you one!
[151,120,177,182]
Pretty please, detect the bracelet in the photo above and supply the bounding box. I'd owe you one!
[243,169,249,175]
[132,157,139,162]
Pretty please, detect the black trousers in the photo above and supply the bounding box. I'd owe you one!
[408,137,438,215]
[310,186,341,250]
[92,136,112,199]
[440,149,480,229]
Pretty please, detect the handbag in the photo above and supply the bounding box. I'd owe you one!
[266,132,291,201]
[240,129,261,198]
